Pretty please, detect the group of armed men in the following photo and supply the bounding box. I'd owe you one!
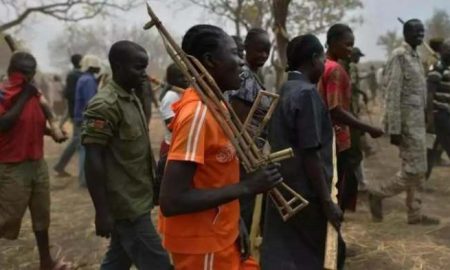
[1,14,449,270]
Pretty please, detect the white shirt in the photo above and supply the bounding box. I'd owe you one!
[159,90,180,144]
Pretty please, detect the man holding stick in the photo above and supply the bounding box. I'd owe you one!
[0,52,69,270]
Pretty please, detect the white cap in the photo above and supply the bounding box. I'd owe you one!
[80,54,102,72]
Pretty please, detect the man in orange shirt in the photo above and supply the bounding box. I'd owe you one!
[159,24,282,270]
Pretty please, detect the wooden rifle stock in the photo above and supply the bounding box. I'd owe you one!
[143,2,308,223]
[4,34,17,52]
[324,136,339,270]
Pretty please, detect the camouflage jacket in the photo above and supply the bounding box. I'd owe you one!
[383,42,427,135]
[383,42,428,174]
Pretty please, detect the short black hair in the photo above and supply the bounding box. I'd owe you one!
[286,34,324,71]
[109,40,146,70]
[71,54,82,67]
[181,24,228,61]
[326,23,353,46]
[7,51,37,75]
[403,18,423,35]
[166,63,184,86]
[244,28,269,47]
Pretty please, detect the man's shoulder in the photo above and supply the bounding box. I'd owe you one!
[162,90,180,103]
[282,80,317,101]
[390,46,409,60]
[68,69,82,77]
[177,100,207,120]
[85,87,118,112]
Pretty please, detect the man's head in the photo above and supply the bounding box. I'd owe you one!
[71,54,83,69]
[7,51,37,82]
[80,55,102,74]
[244,28,271,70]
[109,41,149,91]
[440,39,450,65]
[182,24,244,91]
[403,19,425,49]
[350,47,364,64]
[166,63,189,89]
[326,23,354,61]
[286,34,325,84]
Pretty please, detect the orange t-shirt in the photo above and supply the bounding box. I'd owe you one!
[159,88,240,254]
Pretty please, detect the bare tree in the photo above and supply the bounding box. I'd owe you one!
[47,23,172,77]
[426,9,450,40]
[272,0,290,88]
[0,0,140,32]
[271,0,363,88]
[177,0,363,89]
[181,0,271,37]
[377,30,403,58]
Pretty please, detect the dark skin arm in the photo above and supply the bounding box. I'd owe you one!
[39,94,67,142]
[160,160,282,217]
[84,144,113,238]
[302,148,343,230]
[0,85,36,132]
[426,79,438,133]
[330,106,384,138]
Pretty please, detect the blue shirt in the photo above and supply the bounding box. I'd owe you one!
[261,72,336,270]
[269,71,333,201]
[227,64,271,146]
[74,73,98,123]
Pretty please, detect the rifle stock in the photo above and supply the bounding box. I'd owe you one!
[324,136,339,270]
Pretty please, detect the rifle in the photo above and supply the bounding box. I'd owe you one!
[4,34,17,52]
[324,136,339,270]
[3,34,67,142]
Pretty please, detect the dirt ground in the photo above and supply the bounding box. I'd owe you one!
[1,108,450,270]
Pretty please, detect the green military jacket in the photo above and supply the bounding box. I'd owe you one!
[81,80,154,221]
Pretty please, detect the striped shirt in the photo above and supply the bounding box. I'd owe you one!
[159,88,240,254]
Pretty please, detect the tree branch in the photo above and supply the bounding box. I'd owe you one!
[0,0,139,32]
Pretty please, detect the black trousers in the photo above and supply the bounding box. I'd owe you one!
[427,109,450,178]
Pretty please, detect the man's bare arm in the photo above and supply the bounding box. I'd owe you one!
[39,95,66,142]
[330,106,384,138]
[160,160,282,217]
[85,144,113,238]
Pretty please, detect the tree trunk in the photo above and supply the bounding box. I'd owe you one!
[271,0,291,91]
[234,0,244,37]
